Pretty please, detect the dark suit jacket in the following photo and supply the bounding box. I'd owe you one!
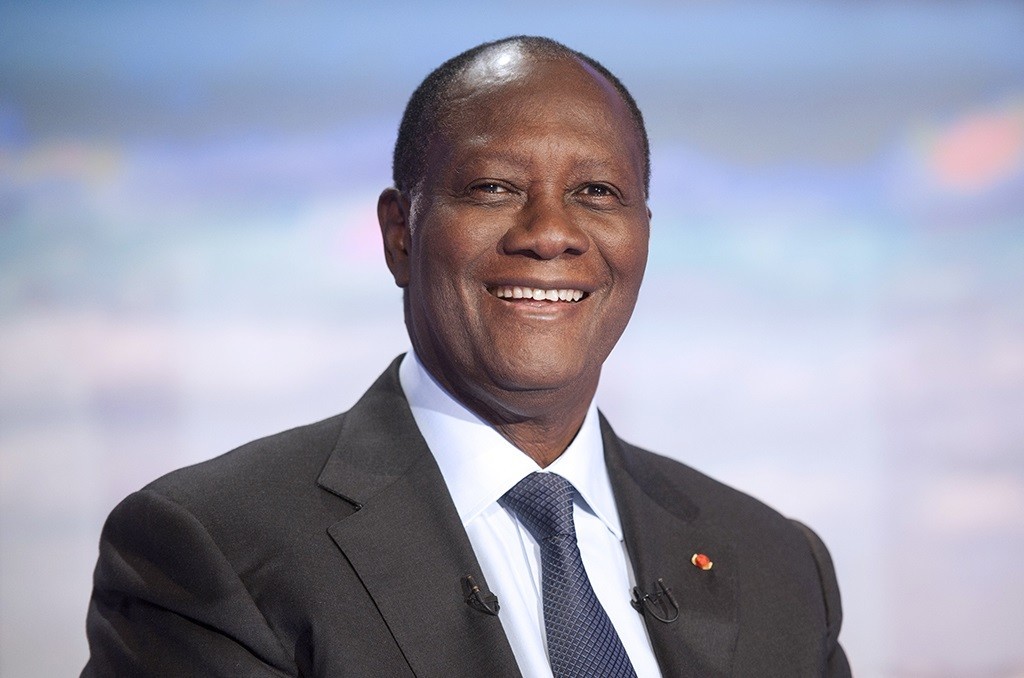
[83,358,851,677]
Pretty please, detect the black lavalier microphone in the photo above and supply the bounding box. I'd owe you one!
[630,578,679,623]
[463,575,500,616]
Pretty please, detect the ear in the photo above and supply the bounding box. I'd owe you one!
[378,188,412,288]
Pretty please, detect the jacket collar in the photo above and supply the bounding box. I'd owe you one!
[317,357,522,677]
[602,414,739,677]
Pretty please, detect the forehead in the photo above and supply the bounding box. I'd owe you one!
[433,51,642,168]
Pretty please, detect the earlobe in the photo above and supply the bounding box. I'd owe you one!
[378,188,412,288]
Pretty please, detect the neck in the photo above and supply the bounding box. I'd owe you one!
[490,400,592,468]
[419,359,598,468]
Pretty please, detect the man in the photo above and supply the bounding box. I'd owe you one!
[83,36,850,677]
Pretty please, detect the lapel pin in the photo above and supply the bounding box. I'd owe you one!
[691,553,713,570]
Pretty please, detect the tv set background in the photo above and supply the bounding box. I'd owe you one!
[2,2,1022,675]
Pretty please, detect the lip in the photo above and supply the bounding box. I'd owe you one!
[486,294,585,322]
[485,278,595,294]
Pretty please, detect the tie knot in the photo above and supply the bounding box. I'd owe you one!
[501,472,577,542]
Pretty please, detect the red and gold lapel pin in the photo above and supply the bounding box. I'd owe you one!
[691,553,713,570]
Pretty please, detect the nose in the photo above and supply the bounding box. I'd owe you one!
[499,193,590,260]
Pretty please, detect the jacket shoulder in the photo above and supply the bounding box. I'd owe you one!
[614,438,801,536]
[140,412,349,521]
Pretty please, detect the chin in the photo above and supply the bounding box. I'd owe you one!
[485,356,593,395]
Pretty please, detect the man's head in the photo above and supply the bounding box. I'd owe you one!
[392,36,650,199]
[378,37,651,436]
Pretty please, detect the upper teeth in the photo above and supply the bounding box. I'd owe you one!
[492,286,584,302]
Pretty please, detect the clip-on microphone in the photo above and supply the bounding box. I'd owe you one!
[630,578,679,623]
[463,575,500,616]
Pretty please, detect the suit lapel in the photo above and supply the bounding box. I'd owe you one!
[318,360,521,678]
[602,415,739,677]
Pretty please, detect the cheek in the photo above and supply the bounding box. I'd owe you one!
[604,226,650,289]
[416,211,499,285]
[410,218,490,317]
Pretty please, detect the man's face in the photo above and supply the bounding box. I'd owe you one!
[381,52,649,419]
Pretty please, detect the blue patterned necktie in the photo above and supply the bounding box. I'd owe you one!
[501,472,638,678]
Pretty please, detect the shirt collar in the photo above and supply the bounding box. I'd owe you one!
[398,351,623,540]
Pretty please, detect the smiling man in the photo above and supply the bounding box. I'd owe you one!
[83,37,850,677]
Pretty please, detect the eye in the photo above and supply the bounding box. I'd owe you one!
[463,180,520,205]
[471,182,509,194]
[577,182,622,200]
[578,183,618,199]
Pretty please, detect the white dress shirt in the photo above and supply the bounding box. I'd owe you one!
[399,352,662,678]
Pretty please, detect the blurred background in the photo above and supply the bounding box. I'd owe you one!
[2,1,1023,675]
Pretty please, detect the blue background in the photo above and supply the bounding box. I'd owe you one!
[2,2,1023,675]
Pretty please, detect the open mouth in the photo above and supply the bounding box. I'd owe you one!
[489,285,586,302]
